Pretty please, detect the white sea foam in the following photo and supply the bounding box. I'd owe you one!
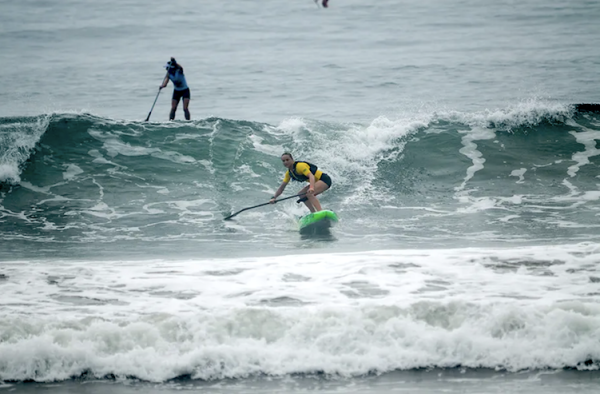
[0,164,20,184]
[0,116,50,184]
[510,168,527,183]
[435,99,573,130]
[264,100,577,208]
[454,126,496,192]
[1,244,599,382]
[276,117,307,134]
[62,164,84,180]
[269,114,428,205]
[567,126,600,178]
[98,136,161,158]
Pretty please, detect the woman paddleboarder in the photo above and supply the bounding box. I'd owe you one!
[270,152,332,212]
[160,57,191,120]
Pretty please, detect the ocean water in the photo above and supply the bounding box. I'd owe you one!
[1,0,600,393]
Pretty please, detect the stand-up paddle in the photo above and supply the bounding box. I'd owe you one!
[145,73,167,122]
[145,88,161,122]
[224,193,306,220]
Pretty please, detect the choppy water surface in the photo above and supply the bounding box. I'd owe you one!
[1,0,600,392]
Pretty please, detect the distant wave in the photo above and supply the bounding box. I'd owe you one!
[1,102,599,254]
[1,102,598,186]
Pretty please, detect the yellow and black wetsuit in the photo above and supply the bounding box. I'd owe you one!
[284,161,332,188]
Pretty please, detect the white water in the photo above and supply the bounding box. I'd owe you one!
[1,243,599,382]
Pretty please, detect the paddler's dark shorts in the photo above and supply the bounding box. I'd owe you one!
[320,173,332,188]
[297,173,332,203]
[172,88,191,101]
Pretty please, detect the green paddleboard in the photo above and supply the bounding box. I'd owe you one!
[298,210,339,235]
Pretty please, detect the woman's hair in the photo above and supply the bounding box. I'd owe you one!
[168,57,183,72]
[281,152,293,159]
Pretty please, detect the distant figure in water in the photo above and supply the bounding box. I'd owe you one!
[315,0,329,8]
[160,57,191,120]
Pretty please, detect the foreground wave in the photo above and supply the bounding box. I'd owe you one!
[1,301,599,382]
[1,244,600,382]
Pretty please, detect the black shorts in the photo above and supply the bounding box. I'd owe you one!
[319,173,332,188]
[297,173,332,203]
[172,88,190,101]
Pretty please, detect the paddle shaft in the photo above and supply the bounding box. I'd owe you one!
[224,193,306,220]
[144,89,161,122]
[145,73,168,122]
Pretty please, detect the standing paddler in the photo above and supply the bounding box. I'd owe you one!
[159,57,191,121]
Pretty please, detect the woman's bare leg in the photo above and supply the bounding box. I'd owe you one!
[305,180,330,212]
[183,98,190,120]
[170,99,180,120]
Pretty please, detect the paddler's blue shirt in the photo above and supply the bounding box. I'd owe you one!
[168,68,188,91]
